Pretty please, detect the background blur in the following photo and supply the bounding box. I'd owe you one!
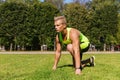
[0,0,120,51]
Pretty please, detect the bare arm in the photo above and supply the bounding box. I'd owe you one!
[71,33,80,68]
[70,29,81,74]
[52,35,61,70]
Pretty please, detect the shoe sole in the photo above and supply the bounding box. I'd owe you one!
[90,56,95,67]
[92,56,95,66]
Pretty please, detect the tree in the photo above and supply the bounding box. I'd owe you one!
[116,13,120,44]
[44,0,64,14]
[89,0,119,51]
[0,2,33,50]
[63,3,91,34]
[32,2,59,50]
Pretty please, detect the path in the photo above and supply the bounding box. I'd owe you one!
[0,51,120,54]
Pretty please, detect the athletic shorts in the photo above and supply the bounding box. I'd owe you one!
[80,42,90,53]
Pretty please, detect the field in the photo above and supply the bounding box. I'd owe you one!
[0,52,120,80]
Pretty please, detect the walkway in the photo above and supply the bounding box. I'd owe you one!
[0,51,120,54]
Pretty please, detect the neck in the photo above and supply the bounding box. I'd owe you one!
[61,28,67,39]
[62,28,67,35]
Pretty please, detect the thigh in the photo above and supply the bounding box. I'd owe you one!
[80,42,90,59]
[80,42,89,50]
[67,44,74,56]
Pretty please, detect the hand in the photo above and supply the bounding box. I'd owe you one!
[75,69,82,75]
[52,65,57,70]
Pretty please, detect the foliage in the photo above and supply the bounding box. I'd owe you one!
[0,0,120,51]
[44,0,64,13]
[0,2,32,50]
[0,2,59,51]
[116,13,120,44]
[32,2,59,50]
[63,3,91,34]
[88,0,119,49]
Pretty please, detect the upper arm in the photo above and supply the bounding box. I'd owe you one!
[70,30,80,52]
[55,35,61,53]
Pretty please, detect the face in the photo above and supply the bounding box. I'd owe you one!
[54,20,66,32]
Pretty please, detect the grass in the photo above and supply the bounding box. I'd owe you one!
[0,53,120,80]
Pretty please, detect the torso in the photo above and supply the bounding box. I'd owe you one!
[58,28,89,45]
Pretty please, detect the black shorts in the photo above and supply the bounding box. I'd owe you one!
[80,43,90,59]
[81,43,90,53]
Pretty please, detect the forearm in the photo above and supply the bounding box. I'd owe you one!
[74,50,80,69]
[53,51,61,67]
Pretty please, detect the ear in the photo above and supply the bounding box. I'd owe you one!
[63,24,66,29]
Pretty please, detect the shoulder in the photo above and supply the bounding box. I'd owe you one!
[70,28,80,37]
[69,28,80,41]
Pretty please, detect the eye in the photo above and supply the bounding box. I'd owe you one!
[55,25,60,26]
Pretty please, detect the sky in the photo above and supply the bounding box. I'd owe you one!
[41,0,91,3]
[40,0,73,3]
[64,0,73,3]
[64,0,92,3]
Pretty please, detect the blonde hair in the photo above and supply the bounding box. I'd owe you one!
[54,16,67,24]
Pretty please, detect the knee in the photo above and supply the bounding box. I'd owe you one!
[67,44,73,51]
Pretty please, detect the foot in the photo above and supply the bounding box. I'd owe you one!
[90,56,95,66]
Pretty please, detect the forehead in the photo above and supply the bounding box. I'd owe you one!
[54,19,63,24]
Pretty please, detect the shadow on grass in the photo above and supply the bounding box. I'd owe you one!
[57,64,92,70]
[58,64,74,68]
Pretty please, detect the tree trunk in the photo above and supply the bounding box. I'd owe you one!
[21,45,25,51]
[103,43,106,51]
[111,44,114,51]
[10,43,13,51]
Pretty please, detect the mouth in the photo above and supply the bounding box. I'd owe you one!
[55,28,58,31]
[55,29,59,32]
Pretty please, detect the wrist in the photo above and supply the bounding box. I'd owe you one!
[75,67,80,69]
[75,66,82,70]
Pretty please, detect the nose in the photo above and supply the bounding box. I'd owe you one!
[55,26,57,29]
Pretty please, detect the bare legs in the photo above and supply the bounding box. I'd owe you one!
[67,44,92,69]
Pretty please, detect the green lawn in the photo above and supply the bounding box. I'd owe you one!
[0,53,120,80]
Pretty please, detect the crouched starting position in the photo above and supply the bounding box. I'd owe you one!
[52,16,95,75]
